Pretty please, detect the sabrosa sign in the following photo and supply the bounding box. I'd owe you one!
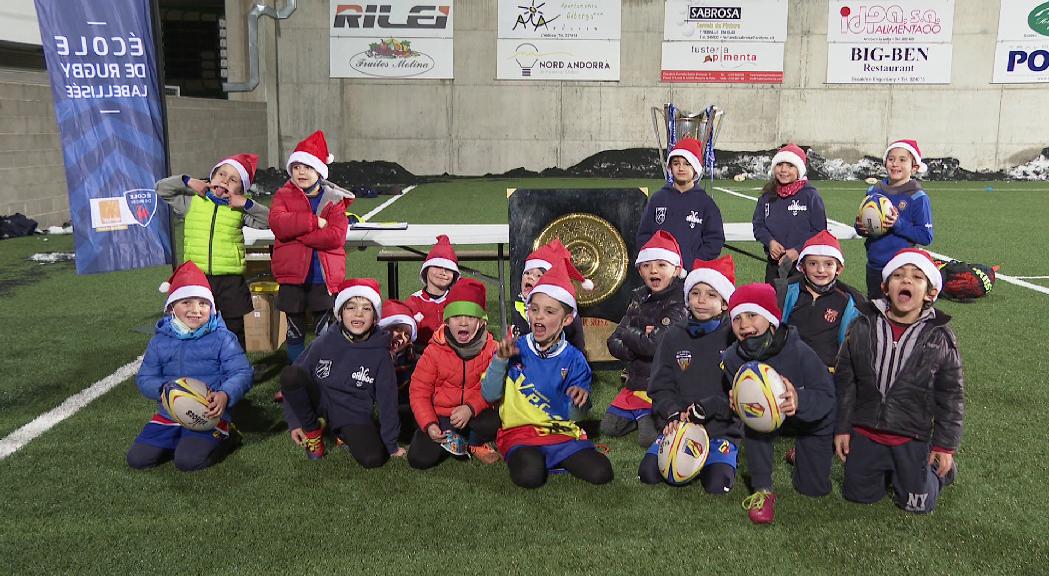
[826,42,951,83]
[828,0,954,43]
[329,2,453,79]
[661,41,784,83]
[664,0,787,42]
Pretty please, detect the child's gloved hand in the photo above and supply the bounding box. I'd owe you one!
[566,385,589,408]
[205,391,229,419]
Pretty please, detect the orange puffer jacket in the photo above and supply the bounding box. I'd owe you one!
[409,327,498,431]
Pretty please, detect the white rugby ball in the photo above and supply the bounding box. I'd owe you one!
[657,422,710,486]
[858,193,894,238]
[732,361,787,433]
[161,377,218,432]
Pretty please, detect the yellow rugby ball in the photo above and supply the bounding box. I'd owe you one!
[657,422,710,485]
[161,377,217,432]
[732,361,787,433]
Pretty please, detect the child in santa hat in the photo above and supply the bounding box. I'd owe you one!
[721,283,835,525]
[641,255,742,492]
[127,261,253,472]
[407,234,460,352]
[408,278,502,468]
[856,139,935,299]
[481,259,612,488]
[834,248,962,514]
[155,152,269,349]
[753,144,828,283]
[604,230,689,448]
[638,137,725,267]
[379,298,419,440]
[776,230,866,370]
[269,130,355,366]
[511,238,586,353]
[280,278,403,465]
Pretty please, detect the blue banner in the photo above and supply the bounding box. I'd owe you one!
[35,0,172,274]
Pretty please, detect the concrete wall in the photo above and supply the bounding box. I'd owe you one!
[231,0,1047,175]
[0,69,267,227]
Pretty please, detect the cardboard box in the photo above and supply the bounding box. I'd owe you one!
[245,281,287,353]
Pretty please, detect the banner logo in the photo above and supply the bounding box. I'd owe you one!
[333,4,451,30]
[123,188,158,227]
[348,38,437,77]
[1030,2,1049,37]
[688,6,742,21]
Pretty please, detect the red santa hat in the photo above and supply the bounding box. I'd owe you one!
[159,260,214,311]
[667,138,704,179]
[728,283,782,328]
[885,139,928,174]
[378,298,417,342]
[524,238,568,273]
[334,278,383,317]
[769,144,807,179]
[636,230,685,277]
[420,234,460,285]
[443,277,488,321]
[211,152,258,192]
[796,230,844,271]
[881,247,942,296]
[684,254,736,303]
[528,253,593,312]
[287,130,334,180]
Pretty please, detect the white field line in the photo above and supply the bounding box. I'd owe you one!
[361,184,415,221]
[0,356,143,460]
[1012,276,1049,280]
[713,186,1049,296]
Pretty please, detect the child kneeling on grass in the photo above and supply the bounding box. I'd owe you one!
[127,261,253,472]
[640,255,740,493]
[408,278,501,468]
[605,230,688,447]
[280,278,404,467]
[511,238,586,351]
[408,234,460,351]
[378,299,420,439]
[482,260,612,489]
[721,283,835,525]
[834,248,963,514]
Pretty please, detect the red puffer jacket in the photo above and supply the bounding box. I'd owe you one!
[268,181,351,295]
[409,327,498,431]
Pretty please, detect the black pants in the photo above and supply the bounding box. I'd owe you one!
[842,432,952,514]
[744,420,833,496]
[637,453,735,494]
[865,265,885,300]
[207,273,252,351]
[407,408,500,470]
[506,446,613,489]
[126,435,234,472]
[280,365,389,469]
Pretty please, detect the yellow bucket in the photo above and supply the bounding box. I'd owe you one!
[249,281,279,294]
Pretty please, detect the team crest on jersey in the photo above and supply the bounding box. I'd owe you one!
[561,367,569,380]
[787,199,807,216]
[315,359,333,380]
[718,439,731,454]
[675,350,692,371]
[655,206,667,224]
[824,308,839,323]
[686,210,702,229]
[898,200,908,211]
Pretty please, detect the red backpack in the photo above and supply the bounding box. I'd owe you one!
[935,260,999,301]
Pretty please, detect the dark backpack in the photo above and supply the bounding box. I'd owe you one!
[0,213,38,240]
[936,259,998,301]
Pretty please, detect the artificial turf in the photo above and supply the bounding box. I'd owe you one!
[0,178,1047,574]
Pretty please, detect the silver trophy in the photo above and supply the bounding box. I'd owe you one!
[651,103,725,179]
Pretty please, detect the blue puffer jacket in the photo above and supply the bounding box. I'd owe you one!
[136,315,253,420]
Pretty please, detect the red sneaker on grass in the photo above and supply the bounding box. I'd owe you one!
[468,442,501,464]
[742,491,776,525]
[303,427,325,460]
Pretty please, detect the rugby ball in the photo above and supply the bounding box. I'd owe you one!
[732,361,787,433]
[657,422,710,486]
[858,193,894,238]
[161,377,218,432]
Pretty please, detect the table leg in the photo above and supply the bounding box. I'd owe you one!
[497,243,507,334]
[387,261,399,298]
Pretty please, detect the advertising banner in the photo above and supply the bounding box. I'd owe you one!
[661,40,784,83]
[330,1,454,79]
[993,0,1049,83]
[497,0,621,80]
[826,42,952,83]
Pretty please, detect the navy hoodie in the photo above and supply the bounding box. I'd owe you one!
[721,326,835,426]
[284,326,400,452]
[638,182,725,265]
[752,184,828,256]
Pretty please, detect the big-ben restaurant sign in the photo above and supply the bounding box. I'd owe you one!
[826,0,954,84]
[330,1,454,79]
